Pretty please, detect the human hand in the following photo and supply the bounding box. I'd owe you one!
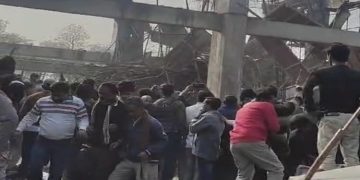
[110,140,122,150]
[137,151,149,161]
[76,129,88,141]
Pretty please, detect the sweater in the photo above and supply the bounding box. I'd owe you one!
[230,101,279,144]
[17,96,89,140]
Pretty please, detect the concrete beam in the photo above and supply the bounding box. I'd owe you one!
[0,0,223,31]
[0,42,111,62]
[14,56,103,74]
[3,0,360,48]
[246,18,360,47]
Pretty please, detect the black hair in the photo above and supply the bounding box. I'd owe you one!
[100,82,119,95]
[327,43,350,63]
[117,80,136,94]
[125,96,145,108]
[0,56,15,75]
[51,82,70,94]
[70,82,80,94]
[83,79,96,87]
[76,84,94,100]
[161,84,174,97]
[224,95,238,106]
[197,90,214,102]
[138,88,153,97]
[205,97,222,110]
[30,73,40,80]
[240,89,256,102]
[256,86,278,101]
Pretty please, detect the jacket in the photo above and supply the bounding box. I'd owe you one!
[126,114,168,162]
[87,100,131,147]
[190,110,225,161]
[153,96,187,135]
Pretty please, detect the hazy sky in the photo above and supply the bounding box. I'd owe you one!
[0,0,202,46]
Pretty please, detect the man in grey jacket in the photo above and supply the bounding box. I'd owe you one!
[190,97,225,180]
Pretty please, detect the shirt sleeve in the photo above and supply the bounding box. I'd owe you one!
[76,102,89,130]
[189,115,211,133]
[16,102,41,132]
[303,73,320,112]
[263,103,280,133]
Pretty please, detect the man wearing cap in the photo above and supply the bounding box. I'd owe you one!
[303,43,360,170]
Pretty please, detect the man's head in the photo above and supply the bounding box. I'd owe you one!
[197,90,214,103]
[76,84,94,101]
[82,79,96,88]
[240,89,256,105]
[117,80,136,95]
[42,79,56,91]
[98,82,118,105]
[256,86,278,103]
[30,73,40,84]
[0,56,15,75]
[160,84,174,97]
[202,97,222,112]
[125,96,146,120]
[327,43,350,64]
[50,82,70,103]
[224,95,238,107]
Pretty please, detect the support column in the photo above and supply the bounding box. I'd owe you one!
[112,19,145,63]
[207,0,249,99]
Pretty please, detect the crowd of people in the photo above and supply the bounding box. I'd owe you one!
[0,42,359,180]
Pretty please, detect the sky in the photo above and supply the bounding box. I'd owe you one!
[0,0,202,46]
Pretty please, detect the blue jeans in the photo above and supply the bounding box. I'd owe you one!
[28,136,74,180]
[161,132,186,180]
[197,157,214,180]
[19,131,38,175]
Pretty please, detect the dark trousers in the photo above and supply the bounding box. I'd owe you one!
[161,132,186,180]
[19,131,38,175]
[28,136,73,180]
[63,146,119,180]
[197,157,214,180]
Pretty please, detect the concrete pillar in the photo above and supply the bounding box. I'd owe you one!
[207,0,249,99]
[112,19,144,63]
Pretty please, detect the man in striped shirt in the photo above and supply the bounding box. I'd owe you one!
[16,82,89,180]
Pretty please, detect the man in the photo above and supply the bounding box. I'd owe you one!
[108,97,168,180]
[303,43,360,170]
[83,82,130,180]
[184,90,213,180]
[16,82,89,180]
[153,84,187,180]
[190,97,225,180]
[216,96,239,180]
[16,79,55,176]
[0,56,18,180]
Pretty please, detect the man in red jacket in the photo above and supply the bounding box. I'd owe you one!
[230,87,283,180]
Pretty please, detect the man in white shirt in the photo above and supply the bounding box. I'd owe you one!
[184,90,213,180]
[16,82,89,180]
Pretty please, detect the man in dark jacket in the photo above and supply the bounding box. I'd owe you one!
[216,96,239,180]
[109,97,168,180]
[153,84,187,180]
[66,83,131,180]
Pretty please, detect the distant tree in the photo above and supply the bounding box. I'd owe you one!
[0,19,30,44]
[55,24,90,50]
